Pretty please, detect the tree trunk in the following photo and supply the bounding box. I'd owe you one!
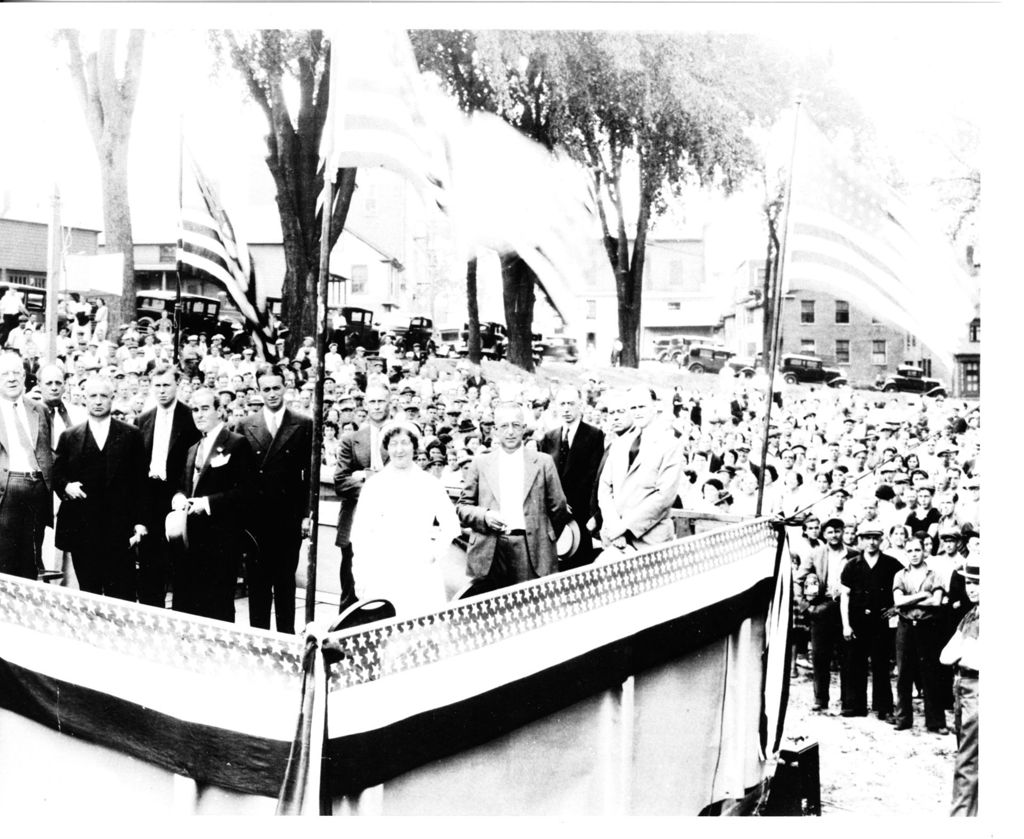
[500,253,535,371]
[465,257,481,364]
[100,137,135,331]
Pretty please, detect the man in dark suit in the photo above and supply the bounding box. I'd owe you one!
[53,375,148,601]
[0,350,54,579]
[136,366,200,607]
[538,385,604,568]
[334,381,390,610]
[232,367,312,634]
[458,402,570,591]
[171,387,256,623]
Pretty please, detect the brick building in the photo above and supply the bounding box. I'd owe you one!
[721,258,952,387]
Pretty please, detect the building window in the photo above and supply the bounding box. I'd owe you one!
[969,318,980,342]
[755,266,767,289]
[835,339,850,364]
[800,339,816,355]
[667,301,681,311]
[871,340,887,365]
[801,300,815,324]
[351,264,368,294]
[158,244,177,264]
[6,272,46,288]
[835,300,850,324]
[586,299,597,319]
[962,360,980,396]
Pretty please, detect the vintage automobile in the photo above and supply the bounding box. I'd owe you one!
[329,306,381,355]
[877,365,947,397]
[778,353,847,387]
[535,335,580,364]
[135,291,243,340]
[683,344,757,378]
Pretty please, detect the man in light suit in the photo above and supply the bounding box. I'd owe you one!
[0,350,54,579]
[334,382,391,610]
[54,375,148,601]
[172,388,256,623]
[598,386,684,556]
[233,367,312,634]
[136,366,201,607]
[538,385,604,568]
[458,402,570,591]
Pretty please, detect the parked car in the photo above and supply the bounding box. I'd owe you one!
[135,291,242,340]
[535,335,579,364]
[779,353,847,387]
[877,366,947,397]
[329,306,381,355]
[682,344,756,377]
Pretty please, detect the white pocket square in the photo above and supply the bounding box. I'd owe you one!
[209,453,231,468]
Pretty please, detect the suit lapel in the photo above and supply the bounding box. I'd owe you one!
[266,409,297,460]
[104,421,123,485]
[0,402,11,455]
[26,400,39,446]
[197,426,230,489]
[522,449,540,501]
[141,409,155,452]
[247,412,274,460]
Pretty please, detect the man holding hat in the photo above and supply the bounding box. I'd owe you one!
[839,520,904,720]
[796,517,857,712]
[940,557,979,816]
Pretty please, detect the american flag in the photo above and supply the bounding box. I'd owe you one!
[319,29,449,210]
[783,112,975,369]
[178,149,277,360]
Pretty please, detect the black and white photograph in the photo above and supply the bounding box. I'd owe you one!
[0,0,1008,830]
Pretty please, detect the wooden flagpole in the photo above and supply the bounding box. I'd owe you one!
[756,101,802,517]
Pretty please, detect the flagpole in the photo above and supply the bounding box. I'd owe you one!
[304,175,334,627]
[174,114,184,366]
[45,183,61,363]
[756,101,801,517]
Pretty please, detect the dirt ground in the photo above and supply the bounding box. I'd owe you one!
[783,662,958,815]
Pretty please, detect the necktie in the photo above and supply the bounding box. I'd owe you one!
[193,437,209,492]
[267,412,278,438]
[57,403,71,428]
[13,404,40,471]
[627,430,642,469]
[557,426,570,475]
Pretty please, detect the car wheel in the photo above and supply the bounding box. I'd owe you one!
[689,364,705,374]
[137,316,155,330]
[740,367,755,379]
[672,351,684,364]
[882,384,897,393]
[928,388,947,398]
[783,373,798,385]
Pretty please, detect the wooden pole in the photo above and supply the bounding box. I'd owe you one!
[45,184,62,362]
[756,101,802,517]
[174,117,184,365]
[304,176,335,626]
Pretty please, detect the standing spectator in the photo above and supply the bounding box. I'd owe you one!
[538,385,605,569]
[0,286,28,347]
[53,375,148,601]
[135,367,201,608]
[92,297,109,343]
[170,388,257,622]
[796,517,857,712]
[840,521,904,721]
[233,368,313,634]
[350,420,460,616]
[334,383,391,610]
[941,556,979,816]
[906,483,941,552]
[0,350,54,579]
[891,534,948,733]
[597,386,684,556]
[457,401,570,591]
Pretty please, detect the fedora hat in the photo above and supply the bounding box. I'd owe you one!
[556,519,581,560]
[165,509,189,549]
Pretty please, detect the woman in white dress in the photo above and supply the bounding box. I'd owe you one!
[351,420,462,617]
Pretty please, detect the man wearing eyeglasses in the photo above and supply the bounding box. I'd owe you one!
[597,386,684,556]
[0,350,55,579]
[458,401,570,591]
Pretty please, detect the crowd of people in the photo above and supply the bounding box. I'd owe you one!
[0,311,980,815]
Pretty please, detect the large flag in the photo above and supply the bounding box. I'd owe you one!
[318,30,611,315]
[319,28,449,209]
[178,148,277,360]
[782,111,975,369]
